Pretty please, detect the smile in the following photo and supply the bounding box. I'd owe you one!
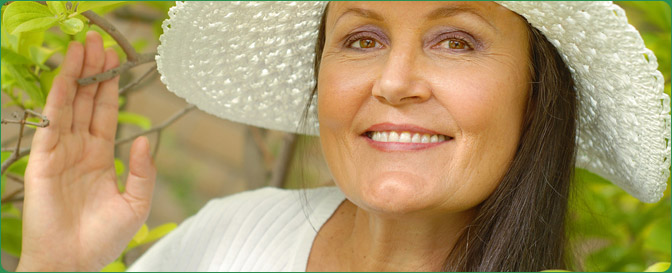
[364,131,451,143]
[361,123,453,151]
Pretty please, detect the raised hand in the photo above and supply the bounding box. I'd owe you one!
[17,31,157,272]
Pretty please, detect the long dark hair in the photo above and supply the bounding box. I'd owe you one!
[303,6,578,271]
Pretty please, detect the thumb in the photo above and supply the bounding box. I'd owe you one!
[123,136,156,216]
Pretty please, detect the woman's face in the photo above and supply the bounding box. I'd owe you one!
[318,2,531,216]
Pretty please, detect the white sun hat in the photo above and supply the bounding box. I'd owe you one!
[156,1,670,203]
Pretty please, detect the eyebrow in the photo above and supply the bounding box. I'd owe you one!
[333,5,498,33]
[426,6,498,33]
[334,7,385,26]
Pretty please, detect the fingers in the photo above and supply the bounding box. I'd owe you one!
[72,31,106,132]
[90,49,120,141]
[31,42,84,152]
[123,137,156,216]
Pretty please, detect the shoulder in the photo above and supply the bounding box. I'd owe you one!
[128,186,345,272]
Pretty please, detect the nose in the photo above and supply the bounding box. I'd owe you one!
[372,48,431,106]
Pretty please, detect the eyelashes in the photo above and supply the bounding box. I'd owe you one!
[344,31,386,50]
[343,29,478,52]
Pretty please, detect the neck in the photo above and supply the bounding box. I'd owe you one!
[312,200,476,272]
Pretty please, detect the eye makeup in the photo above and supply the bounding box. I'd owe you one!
[341,25,389,50]
[426,28,484,51]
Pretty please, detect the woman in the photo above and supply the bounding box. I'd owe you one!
[16,1,669,272]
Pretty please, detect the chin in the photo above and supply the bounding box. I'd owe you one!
[347,171,444,216]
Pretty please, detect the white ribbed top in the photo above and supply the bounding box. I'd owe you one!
[127,187,346,272]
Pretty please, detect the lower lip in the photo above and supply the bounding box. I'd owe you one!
[362,135,449,152]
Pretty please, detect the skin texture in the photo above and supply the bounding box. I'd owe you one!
[309,2,531,271]
[17,32,156,271]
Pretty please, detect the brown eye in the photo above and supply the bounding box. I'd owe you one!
[359,39,376,48]
[440,38,472,50]
[350,38,382,49]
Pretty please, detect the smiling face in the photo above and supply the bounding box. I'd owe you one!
[317,1,531,216]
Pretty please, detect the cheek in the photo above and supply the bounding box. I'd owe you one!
[317,60,374,183]
[431,62,528,195]
[316,62,372,133]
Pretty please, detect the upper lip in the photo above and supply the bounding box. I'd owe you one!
[362,123,449,137]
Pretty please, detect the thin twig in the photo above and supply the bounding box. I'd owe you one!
[81,10,139,61]
[119,64,157,95]
[1,147,30,155]
[1,188,24,205]
[152,132,161,159]
[2,197,24,204]
[6,173,24,184]
[269,133,298,188]
[78,53,156,86]
[115,105,196,146]
[1,112,28,175]
[1,109,48,127]
[1,130,34,147]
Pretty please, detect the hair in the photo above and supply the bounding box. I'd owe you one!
[302,5,578,272]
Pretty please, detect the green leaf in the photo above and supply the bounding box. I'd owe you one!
[40,65,61,96]
[135,224,149,242]
[0,46,33,65]
[47,1,67,18]
[7,155,29,177]
[18,31,45,58]
[43,31,69,54]
[143,223,177,244]
[58,17,84,35]
[74,2,126,16]
[2,1,54,35]
[114,158,125,177]
[118,111,152,130]
[100,261,126,272]
[1,13,19,50]
[645,262,671,272]
[643,217,672,254]
[3,62,45,106]
[1,217,22,257]
[1,203,21,219]
[11,17,58,35]
[29,46,58,71]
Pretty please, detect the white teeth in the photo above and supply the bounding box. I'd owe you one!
[411,133,421,143]
[399,132,411,143]
[368,131,449,144]
[372,132,381,141]
[388,131,400,142]
[380,131,388,142]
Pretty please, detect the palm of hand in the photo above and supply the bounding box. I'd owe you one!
[19,32,156,272]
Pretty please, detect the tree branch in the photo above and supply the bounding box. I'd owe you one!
[1,111,28,175]
[6,173,24,184]
[77,53,156,86]
[269,133,298,188]
[119,64,157,95]
[81,10,139,62]
[115,105,197,146]
[1,188,24,205]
